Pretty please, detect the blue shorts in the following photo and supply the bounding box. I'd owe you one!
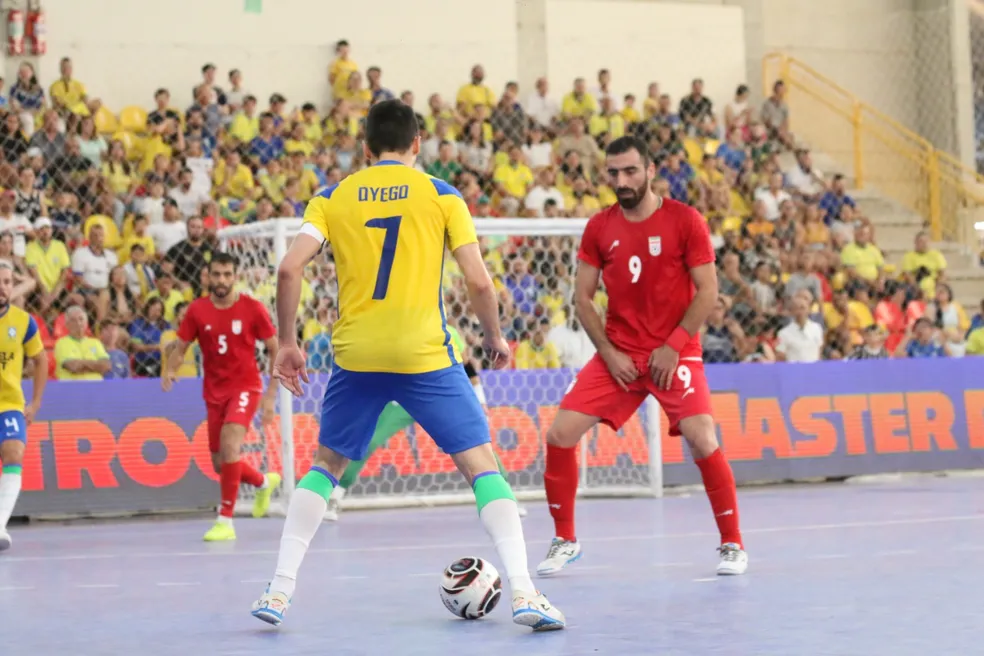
[319,364,490,461]
[0,410,27,443]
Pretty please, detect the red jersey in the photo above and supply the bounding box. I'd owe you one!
[177,294,276,404]
[577,199,715,359]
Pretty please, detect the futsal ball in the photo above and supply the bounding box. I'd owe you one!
[439,557,502,620]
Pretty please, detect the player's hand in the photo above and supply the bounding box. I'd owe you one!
[24,403,37,425]
[273,344,310,397]
[648,345,680,391]
[161,371,176,393]
[600,347,639,391]
[482,335,511,370]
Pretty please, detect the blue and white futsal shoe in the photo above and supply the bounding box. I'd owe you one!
[511,590,566,631]
[535,538,582,576]
[251,586,291,626]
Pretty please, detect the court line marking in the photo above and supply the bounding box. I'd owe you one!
[156,582,200,587]
[875,549,918,557]
[0,586,34,591]
[4,514,983,564]
[333,575,369,580]
[240,579,269,584]
[692,577,717,582]
[809,554,849,560]
[75,583,120,589]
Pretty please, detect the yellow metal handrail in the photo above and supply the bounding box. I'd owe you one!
[761,52,984,241]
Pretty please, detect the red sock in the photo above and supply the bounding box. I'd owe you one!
[240,461,265,488]
[695,448,743,547]
[544,443,579,541]
[219,461,243,518]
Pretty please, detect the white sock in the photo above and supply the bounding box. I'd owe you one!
[257,474,269,490]
[0,470,22,530]
[216,515,233,526]
[333,487,347,502]
[479,498,536,595]
[269,488,328,598]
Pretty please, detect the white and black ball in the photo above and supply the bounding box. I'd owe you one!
[439,557,502,620]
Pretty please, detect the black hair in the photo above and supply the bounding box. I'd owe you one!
[605,136,651,167]
[209,252,239,272]
[365,100,418,157]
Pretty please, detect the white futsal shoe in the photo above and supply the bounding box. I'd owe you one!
[516,504,528,518]
[535,538,582,576]
[511,590,566,631]
[324,486,345,521]
[716,542,748,575]
[251,586,291,626]
[0,529,10,552]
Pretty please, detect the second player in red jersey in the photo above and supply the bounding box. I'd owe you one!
[537,136,748,578]
[163,252,282,542]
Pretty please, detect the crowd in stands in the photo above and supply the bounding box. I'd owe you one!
[0,41,981,383]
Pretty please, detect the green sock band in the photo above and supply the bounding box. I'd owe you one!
[297,466,336,502]
[339,403,415,489]
[473,472,515,514]
[2,464,22,475]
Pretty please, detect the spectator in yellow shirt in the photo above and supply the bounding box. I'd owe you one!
[213,149,255,201]
[285,123,314,157]
[515,317,562,369]
[493,146,534,212]
[457,65,496,114]
[49,57,90,115]
[621,94,641,125]
[589,97,626,139]
[228,95,260,144]
[145,271,185,323]
[118,214,156,264]
[24,218,71,311]
[840,225,884,282]
[901,230,947,298]
[561,78,598,119]
[160,302,199,377]
[54,306,111,380]
[823,286,873,345]
[967,325,984,355]
[329,40,359,100]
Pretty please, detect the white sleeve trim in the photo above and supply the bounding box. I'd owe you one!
[299,222,326,244]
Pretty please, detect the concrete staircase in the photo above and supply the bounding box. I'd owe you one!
[787,152,983,307]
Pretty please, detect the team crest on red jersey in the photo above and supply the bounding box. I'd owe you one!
[231,320,242,335]
[648,236,661,256]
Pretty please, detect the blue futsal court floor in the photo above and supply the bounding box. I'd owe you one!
[2,476,982,655]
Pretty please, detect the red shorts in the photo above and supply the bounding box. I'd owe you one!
[205,390,261,453]
[560,354,712,436]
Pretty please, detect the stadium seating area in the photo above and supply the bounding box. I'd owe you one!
[0,44,981,382]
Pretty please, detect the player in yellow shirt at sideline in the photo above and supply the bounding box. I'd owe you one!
[251,99,565,631]
[0,263,47,551]
[514,317,562,369]
[54,306,111,381]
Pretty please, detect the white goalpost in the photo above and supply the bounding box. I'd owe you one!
[218,218,663,514]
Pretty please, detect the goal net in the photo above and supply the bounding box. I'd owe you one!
[218,218,662,513]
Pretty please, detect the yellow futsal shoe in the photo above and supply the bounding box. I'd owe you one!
[252,473,283,518]
[203,520,237,542]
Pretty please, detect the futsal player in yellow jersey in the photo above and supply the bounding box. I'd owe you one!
[252,100,565,632]
[0,262,48,552]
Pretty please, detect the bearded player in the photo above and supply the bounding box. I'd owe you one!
[0,262,47,552]
[162,252,282,542]
[251,99,563,630]
[537,136,747,577]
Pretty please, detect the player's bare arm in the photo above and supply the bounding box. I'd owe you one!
[452,242,509,369]
[24,349,47,424]
[574,259,637,391]
[161,338,190,392]
[648,262,718,390]
[260,336,279,424]
[274,231,322,395]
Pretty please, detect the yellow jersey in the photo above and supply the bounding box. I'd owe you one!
[0,307,44,413]
[301,161,477,374]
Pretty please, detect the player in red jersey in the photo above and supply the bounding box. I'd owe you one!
[537,136,747,577]
[162,252,283,542]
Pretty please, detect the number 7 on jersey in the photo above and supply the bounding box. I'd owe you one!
[365,215,402,300]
